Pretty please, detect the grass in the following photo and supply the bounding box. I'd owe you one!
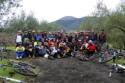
[108,57,125,65]
[7,46,16,51]
[0,46,25,80]
[0,59,25,82]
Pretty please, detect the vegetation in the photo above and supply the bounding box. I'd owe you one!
[0,12,61,33]
[0,60,25,81]
[0,0,22,27]
[0,0,60,32]
[108,57,125,65]
[78,0,125,49]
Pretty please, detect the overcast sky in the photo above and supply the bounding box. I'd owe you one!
[22,0,121,22]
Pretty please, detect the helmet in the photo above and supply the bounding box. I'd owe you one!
[88,40,93,43]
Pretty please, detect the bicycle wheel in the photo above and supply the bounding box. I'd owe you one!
[18,62,36,69]
[100,57,113,63]
[13,64,37,76]
[99,51,113,63]
[10,60,36,68]
[14,67,37,76]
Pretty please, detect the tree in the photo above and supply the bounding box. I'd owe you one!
[107,3,125,34]
[106,3,125,49]
[78,0,125,49]
[79,0,109,31]
[0,0,22,27]
[39,21,60,32]
[4,11,60,33]
[78,16,97,31]
[25,14,39,30]
[92,0,109,31]
[4,12,39,32]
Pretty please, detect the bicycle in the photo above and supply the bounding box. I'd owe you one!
[0,54,38,77]
[0,75,25,83]
[10,60,37,76]
[0,59,38,77]
[77,49,113,63]
[0,58,38,83]
[0,41,38,77]
[98,51,113,63]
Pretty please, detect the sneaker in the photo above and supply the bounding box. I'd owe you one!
[16,57,19,59]
[28,55,31,58]
[19,56,22,59]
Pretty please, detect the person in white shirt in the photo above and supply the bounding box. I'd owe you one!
[16,31,23,46]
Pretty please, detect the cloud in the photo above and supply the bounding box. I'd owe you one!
[22,0,120,22]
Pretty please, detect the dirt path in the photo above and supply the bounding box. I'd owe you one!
[24,57,125,83]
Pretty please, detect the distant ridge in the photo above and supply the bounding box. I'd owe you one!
[58,16,77,21]
[53,16,86,31]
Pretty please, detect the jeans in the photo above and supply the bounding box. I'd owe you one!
[16,51,25,58]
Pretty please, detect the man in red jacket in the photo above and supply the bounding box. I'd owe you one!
[86,40,96,58]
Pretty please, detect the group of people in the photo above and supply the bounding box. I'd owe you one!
[15,30,106,60]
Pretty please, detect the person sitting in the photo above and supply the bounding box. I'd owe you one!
[48,39,58,58]
[27,44,34,58]
[48,39,55,48]
[38,44,49,58]
[15,44,25,59]
[33,41,39,57]
[79,41,88,56]
[86,40,96,58]
[58,41,67,57]
[50,45,58,58]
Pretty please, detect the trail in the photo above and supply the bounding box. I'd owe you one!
[25,57,125,83]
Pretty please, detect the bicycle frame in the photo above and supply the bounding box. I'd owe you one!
[0,76,25,83]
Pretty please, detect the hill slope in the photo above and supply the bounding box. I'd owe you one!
[53,16,85,31]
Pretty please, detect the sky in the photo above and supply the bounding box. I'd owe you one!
[22,0,121,22]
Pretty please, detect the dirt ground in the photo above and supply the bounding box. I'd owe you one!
[25,57,125,83]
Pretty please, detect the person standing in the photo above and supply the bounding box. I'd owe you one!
[98,29,106,45]
[16,31,23,46]
[113,50,117,63]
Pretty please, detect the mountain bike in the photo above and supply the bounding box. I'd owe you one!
[0,53,38,77]
[77,50,113,63]
[11,60,37,76]
[0,41,38,77]
[0,59,37,77]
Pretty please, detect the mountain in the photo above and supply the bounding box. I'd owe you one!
[58,16,77,21]
[53,16,85,31]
